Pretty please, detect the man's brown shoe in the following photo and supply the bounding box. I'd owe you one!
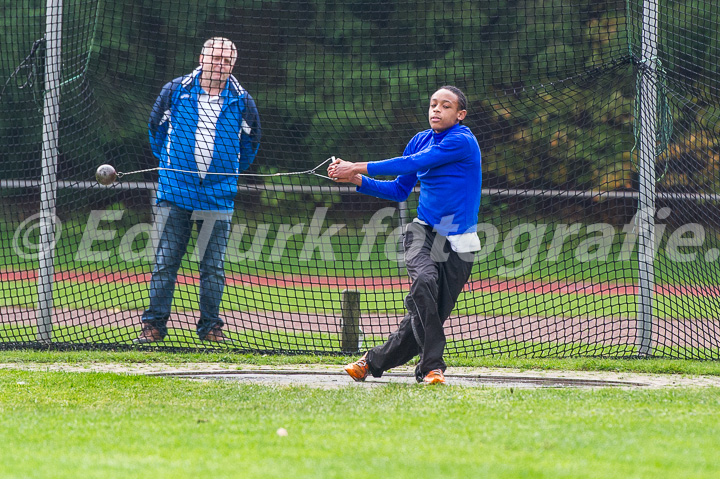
[344,353,370,382]
[133,324,163,344]
[203,326,228,342]
[422,369,446,385]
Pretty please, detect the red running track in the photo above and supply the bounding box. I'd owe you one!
[3,269,720,297]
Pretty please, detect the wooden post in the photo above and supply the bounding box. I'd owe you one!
[340,289,362,353]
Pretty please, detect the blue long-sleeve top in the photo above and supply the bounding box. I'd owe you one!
[357,123,482,236]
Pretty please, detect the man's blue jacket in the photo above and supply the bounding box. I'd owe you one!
[148,67,261,211]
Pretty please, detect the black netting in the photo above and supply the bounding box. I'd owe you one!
[1,0,719,358]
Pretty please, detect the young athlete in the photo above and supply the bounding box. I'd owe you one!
[327,86,482,384]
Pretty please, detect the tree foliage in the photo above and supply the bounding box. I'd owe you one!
[1,0,718,200]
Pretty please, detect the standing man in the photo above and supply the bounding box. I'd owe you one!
[135,37,261,343]
[328,86,481,384]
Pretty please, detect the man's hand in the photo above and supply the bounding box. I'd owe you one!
[327,157,364,185]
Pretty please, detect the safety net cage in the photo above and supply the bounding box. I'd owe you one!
[1,0,720,358]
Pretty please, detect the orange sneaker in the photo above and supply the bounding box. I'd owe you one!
[422,369,446,385]
[344,353,370,382]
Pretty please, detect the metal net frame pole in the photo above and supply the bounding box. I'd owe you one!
[37,0,63,343]
[636,0,659,356]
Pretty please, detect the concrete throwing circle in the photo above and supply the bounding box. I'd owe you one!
[149,370,648,389]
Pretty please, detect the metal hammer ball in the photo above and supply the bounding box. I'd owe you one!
[95,164,117,185]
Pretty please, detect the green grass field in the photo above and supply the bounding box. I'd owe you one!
[3,213,720,477]
[1,352,719,479]
[5,212,720,357]
[6,278,720,320]
[3,276,720,359]
[5,210,720,286]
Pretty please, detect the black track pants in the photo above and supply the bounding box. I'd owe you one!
[367,222,474,382]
